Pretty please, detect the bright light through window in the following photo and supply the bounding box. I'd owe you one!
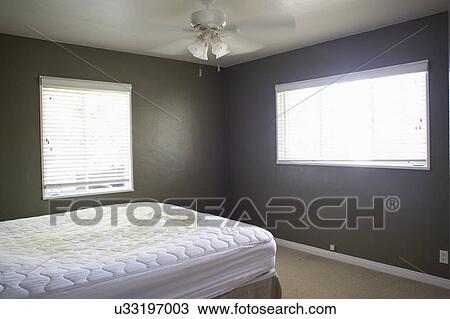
[40,76,133,199]
[276,61,429,169]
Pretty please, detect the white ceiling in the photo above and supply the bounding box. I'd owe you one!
[0,0,447,67]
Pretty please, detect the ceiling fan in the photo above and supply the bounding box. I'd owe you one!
[152,0,297,62]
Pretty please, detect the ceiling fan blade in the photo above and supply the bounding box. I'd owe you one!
[151,38,196,56]
[221,35,264,56]
[144,23,193,33]
[226,14,296,33]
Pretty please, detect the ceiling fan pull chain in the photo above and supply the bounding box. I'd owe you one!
[217,64,221,72]
[199,64,203,77]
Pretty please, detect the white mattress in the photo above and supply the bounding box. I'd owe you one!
[0,202,276,298]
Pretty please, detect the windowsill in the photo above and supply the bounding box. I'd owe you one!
[276,160,430,171]
[42,187,135,200]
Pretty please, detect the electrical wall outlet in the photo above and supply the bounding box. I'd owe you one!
[439,250,448,264]
[329,244,335,252]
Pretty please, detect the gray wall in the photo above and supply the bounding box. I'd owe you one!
[0,33,226,221]
[223,13,449,279]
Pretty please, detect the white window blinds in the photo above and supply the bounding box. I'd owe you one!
[40,76,133,199]
[276,61,429,169]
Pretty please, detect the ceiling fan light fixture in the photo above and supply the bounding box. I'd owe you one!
[210,36,230,59]
[188,37,209,60]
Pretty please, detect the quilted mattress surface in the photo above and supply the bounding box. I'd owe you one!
[0,202,275,298]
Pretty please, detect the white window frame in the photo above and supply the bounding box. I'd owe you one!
[39,76,134,199]
[275,60,430,170]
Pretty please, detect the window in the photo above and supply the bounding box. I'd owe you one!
[276,61,429,169]
[40,76,133,199]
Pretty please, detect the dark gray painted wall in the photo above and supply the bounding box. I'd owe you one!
[0,34,226,221]
[223,13,449,279]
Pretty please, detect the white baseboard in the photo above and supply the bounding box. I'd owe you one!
[275,238,450,290]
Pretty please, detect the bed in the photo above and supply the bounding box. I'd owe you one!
[0,202,280,299]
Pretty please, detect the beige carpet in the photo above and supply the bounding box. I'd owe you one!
[276,246,450,298]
